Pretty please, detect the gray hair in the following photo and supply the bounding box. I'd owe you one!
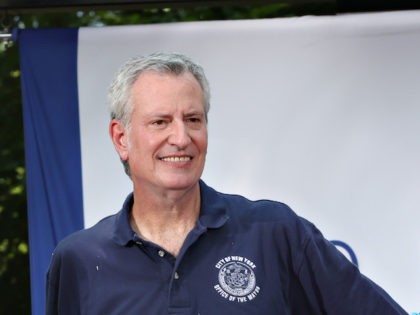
[108,52,211,127]
[107,52,211,178]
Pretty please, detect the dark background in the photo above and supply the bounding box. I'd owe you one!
[1,0,420,13]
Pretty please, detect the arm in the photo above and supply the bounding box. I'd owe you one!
[291,220,407,314]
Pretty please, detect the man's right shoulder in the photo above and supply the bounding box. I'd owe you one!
[53,213,118,255]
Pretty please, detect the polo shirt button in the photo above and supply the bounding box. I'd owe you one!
[158,250,165,257]
[174,272,180,280]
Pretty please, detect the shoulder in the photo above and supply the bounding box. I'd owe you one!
[52,213,118,259]
[202,183,314,241]
[214,188,303,226]
[47,213,119,289]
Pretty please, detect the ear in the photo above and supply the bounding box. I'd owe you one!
[109,119,129,161]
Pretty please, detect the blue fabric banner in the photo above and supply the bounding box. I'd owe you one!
[19,28,84,315]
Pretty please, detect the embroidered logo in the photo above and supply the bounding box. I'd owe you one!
[214,256,260,303]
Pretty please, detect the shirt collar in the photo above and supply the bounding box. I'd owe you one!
[198,180,230,229]
[112,180,229,246]
[112,192,136,246]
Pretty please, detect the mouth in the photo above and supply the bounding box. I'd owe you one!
[159,156,192,162]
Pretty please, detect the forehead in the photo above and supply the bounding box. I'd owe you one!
[133,70,201,93]
[130,71,205,110]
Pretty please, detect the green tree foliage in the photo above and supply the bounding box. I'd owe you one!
[0,3,333,313]
[0,39,30,313]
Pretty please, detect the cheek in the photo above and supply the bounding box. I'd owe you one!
[202,129,209,147]
[197,132,208,153]
[126,132,146,158]
[127,132,163,157]
[202,137,208,151]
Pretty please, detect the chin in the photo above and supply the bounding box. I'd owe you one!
[161,176,200,191]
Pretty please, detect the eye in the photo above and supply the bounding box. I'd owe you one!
[186,112,206,125]
[153,120,165,125]
[151,119,169,129]
[187,117,201,123]
[185,116,204,129]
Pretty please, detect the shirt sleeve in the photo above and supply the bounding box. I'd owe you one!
[291,219,408,315]
[45,240,86,315]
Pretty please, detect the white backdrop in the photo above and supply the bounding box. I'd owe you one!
[77,11,420,311]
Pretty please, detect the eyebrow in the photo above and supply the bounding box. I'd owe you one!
[144,111,205,121]
[184,111,205,117]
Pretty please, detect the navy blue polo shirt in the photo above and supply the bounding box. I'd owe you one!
[46,181,407,315]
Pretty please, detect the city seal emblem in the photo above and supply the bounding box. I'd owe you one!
[214,256,260,303]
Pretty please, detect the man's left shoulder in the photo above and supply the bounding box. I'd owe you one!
[220,191,299,224]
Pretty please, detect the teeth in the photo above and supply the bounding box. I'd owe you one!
[161,156,191,162]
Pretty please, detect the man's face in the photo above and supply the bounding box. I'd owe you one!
[112,71,208,193]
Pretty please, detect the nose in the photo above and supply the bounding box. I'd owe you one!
[168,120,191,149]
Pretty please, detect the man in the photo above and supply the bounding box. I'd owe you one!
[46,52,407,314]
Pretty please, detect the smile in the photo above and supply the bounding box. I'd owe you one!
[160,156,192,162]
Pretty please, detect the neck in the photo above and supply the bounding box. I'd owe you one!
[130,182,201,256]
